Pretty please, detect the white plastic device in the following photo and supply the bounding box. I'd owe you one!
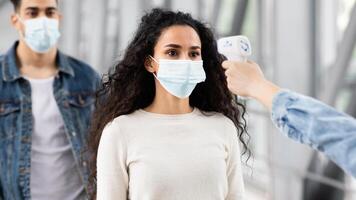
[217,35,252,62]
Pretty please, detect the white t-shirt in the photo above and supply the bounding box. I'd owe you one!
[97,108,245,200]
[26,76,85,200]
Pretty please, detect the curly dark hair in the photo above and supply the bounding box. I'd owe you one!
[87,8,250,198]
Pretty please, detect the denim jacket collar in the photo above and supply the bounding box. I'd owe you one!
[2,41,75,82]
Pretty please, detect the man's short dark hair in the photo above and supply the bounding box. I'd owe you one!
[10,0,21,10]
[10,0,58,11]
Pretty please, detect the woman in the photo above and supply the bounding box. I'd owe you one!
[88,8,249,200]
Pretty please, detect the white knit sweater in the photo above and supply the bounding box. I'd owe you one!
[97,108,245,200]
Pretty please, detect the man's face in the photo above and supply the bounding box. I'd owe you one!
[11,0,61,35]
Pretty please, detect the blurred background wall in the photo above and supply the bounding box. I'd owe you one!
[1,0,356,199]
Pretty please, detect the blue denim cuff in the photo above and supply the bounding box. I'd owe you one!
[271,90,298,127]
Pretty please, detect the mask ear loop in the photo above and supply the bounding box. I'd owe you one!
[149,55,158,64]
[149,55,159,78]
[16,15,26,39]
[16,15,24,23]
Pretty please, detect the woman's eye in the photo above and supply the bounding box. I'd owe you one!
[167,50,178,57]
[190,51,200,57]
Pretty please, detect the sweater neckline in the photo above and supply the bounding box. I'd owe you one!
[137,108,200,119]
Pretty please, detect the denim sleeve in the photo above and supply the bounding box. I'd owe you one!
[271,90,356,177]
[0,180,3,200]
[94,71,102,91]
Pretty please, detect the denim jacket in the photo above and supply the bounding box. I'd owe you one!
[0,42,100,200]
[271,90,356,177]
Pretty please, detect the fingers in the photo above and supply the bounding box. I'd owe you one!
[222,60,241,70]
[221,61,231,70]
[224,67,234,78]
[247,60,255,64]
[222,60,247,70]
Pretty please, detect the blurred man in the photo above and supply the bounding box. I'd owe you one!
[222,60,356,178]
[0,0,100,199]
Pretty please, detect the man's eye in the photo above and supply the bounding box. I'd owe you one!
[47,10,56,17]
[28,11,37,17]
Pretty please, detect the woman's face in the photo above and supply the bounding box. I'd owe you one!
[147,25,202,72]
[145,25,203,100]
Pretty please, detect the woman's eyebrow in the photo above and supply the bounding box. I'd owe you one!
[164,44,181,48]
[190,46,201,50]
[164,44,201,49]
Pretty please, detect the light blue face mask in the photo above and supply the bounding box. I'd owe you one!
[18,16,61,53]
[150,56,206,99]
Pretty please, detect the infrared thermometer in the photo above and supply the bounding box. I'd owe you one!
[217,35,252,62]
[218,35,252,101]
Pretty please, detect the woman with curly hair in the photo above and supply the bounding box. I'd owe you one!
[88,8,249,200]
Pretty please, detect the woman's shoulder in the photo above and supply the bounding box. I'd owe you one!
[112,109,145,122]
[101,111,141,135]
[198,110,239,145]
[197,109,235,126]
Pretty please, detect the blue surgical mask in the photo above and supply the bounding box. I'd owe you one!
[150,56,206,99]
[18,16,61,53]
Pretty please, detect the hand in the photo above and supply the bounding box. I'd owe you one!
[222,60,265,98]
[222,60,281,110]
